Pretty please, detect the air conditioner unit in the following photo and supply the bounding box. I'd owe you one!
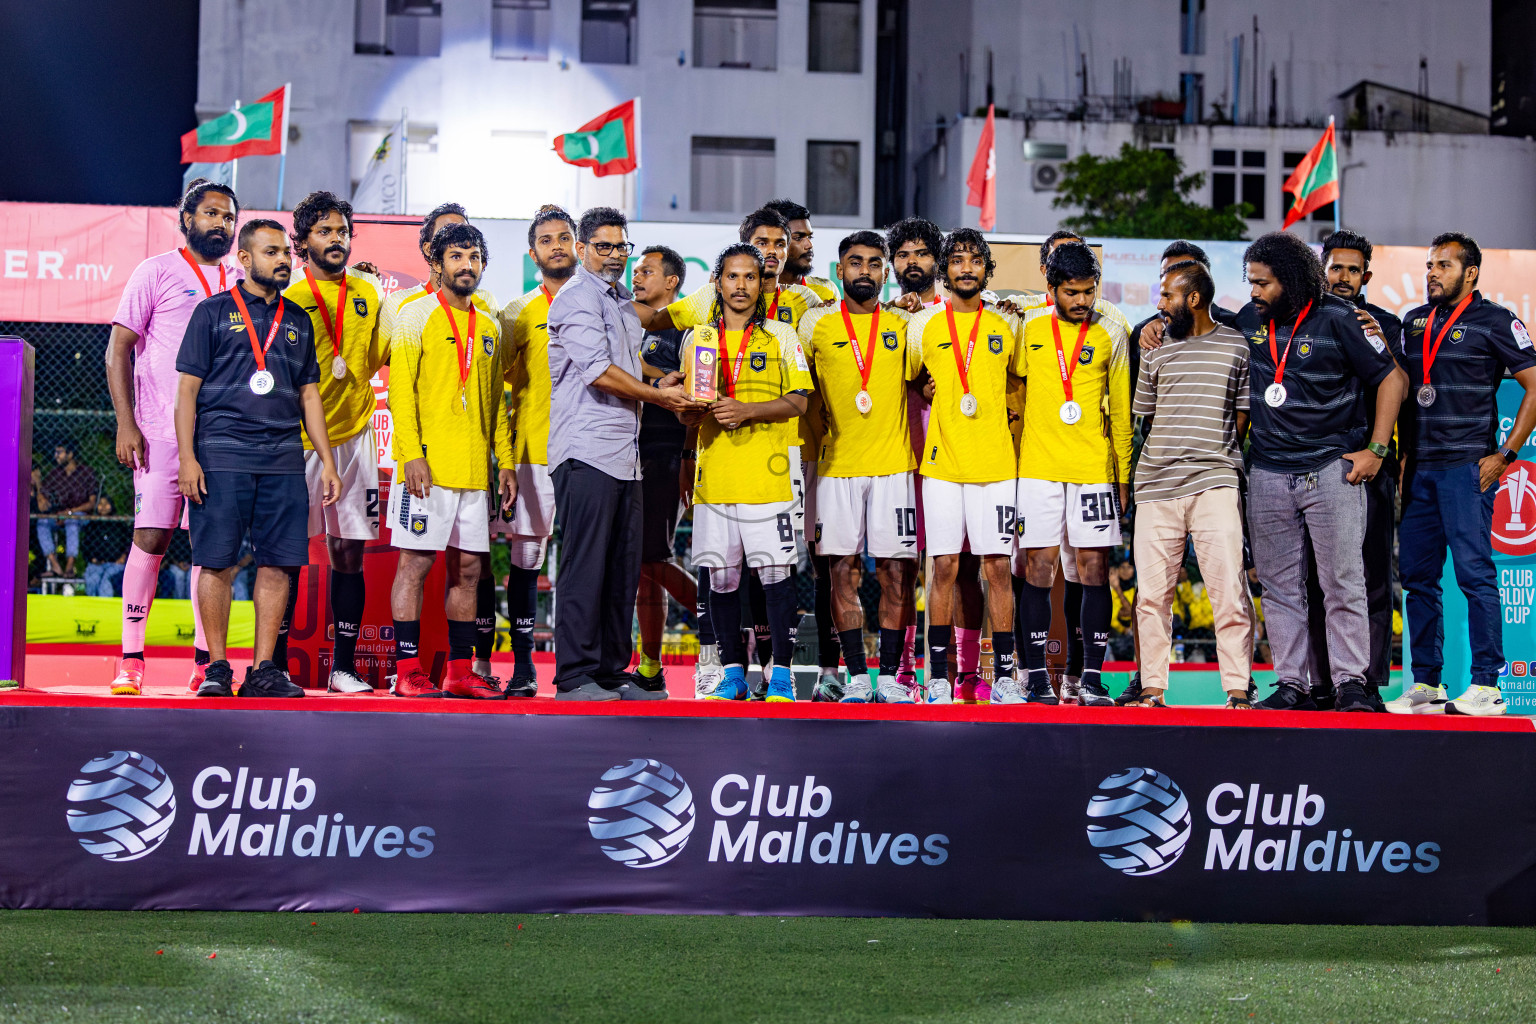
[1031,161,1065,192]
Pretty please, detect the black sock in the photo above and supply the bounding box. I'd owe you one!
[124,650,145,662]
[696,567,715,646]
[711,579,744,665]
[506,566,538,674]
[993,629,1016,681]
[329,569,365,675]
[878,626,904,677]
[1064,579,1085,677]
[838,628,867,676]
[474,575,495,661]
[763,577,798,669]
[1081,583,1112,688]
[393,619,421,664]
[927,624,952,681]
[447,618,477,664]
[271,567,301,670]
[814,555,839,670]
[194,647,209,666]
[1022,581,1053,686]
[1011,574,1026,667]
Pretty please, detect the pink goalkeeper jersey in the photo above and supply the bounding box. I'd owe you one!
[112,248,243,443]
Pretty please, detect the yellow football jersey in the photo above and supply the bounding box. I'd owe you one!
[802,276,840,303]
[497,286,552,466]
[386,284,499,463]
[1015,307,1133,484]
[388,296,514,491]
[912,302,1023,484]
[799,304,919,477]
[687,319,815,505]
[285,267,388,450]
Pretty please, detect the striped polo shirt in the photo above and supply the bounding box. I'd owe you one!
[1132,323,1250,502]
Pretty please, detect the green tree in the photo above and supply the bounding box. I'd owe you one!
[1051,143,1251,240]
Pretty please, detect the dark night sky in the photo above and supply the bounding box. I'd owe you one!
[0,0,201,206]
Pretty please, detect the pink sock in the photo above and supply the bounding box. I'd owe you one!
[190,565,206,651]
[898,625,917,673]
[956,627,981,675]
[122,545,162,657]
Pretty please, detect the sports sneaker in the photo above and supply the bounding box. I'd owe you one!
[811,670,845,702]
[628,666,668,695]
[1024,673,1058,705]
[992,676,1028,704]
[444,671,504,699]
[327,668,373,694]
[239,661,304,698]
[905,677,927,703]
[895,662,917,693]
[1078,676,1115,707]
[749,657,772,701]
[704,669,750,702]
[621,677,669,700]
[874,674,912,704]
[953,671,980,703]
[504,670,539,699]
[1334,680,1375,713]
[840,672,873,703]
[1115,674,1144,706]
[765,667,795,703]
[391,669,445,698]
[1447,684,1507,717]
[1059,674,1084,705]
[694,646,724,699]
[187,660,206,694]
[1384,682,1447,715]
[1364,684,1386,713]
[1254,683,1317,710]
[195,660,234,698]
[110,658,145,696]
[1310,684,1336,712]
[974,678,993,703]
[927,677,953,704]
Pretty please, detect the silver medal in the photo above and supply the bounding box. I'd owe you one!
[1417,384,1437,407]
[331,355,348,381]
[249,369,274,395]
[1264,382,1287,408]
[855,389,873,414]
[959,393,978,418]
[1059,400,1083,425]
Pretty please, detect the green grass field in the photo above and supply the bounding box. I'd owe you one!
[1,912,1530,1023]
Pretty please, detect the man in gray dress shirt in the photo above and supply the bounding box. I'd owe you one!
[547,206,705,700]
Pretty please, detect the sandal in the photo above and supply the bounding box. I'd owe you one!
[1127,690,1166,708]
[1225,693,1254,709]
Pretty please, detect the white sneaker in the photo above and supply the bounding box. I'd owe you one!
[327,668,373,694]
[927,678,953,704]
[1059,674,1083,705]
[1384,682,1448,715]
[874,674,912,703]
[991,676,1027,704]
[840,673,874,703]
[1446,684,1507,717]
[694,646,723,699]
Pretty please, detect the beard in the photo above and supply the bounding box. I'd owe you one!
[312,243,349,275]
[899,265,936,295]
[250,264,290,292]
[445,271,480,297]
[787,251,814,277]
[1329,281,1359,302]
[1254,291,1293,323]
[187,224,232,261]
[948,276,982,300]
[538,259,575,282]
[843,276,880,303]
[1165,303,1196,339]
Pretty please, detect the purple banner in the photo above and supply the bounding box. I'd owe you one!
[2,705,1534,924]
[0,339,33,685]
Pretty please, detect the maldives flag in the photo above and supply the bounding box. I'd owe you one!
[1281,116,1339,230]
[554,99,639,177]
[966,104,997,231]
[180,85,288,163]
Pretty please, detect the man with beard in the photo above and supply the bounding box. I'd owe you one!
[1014,242,1132,707]
[106,178,243,695]
[492,205,579,697]
[281,191,389,693]
[1128,260,1252,707]
[907,229,1024,704]
[386,223,517,699]
[1390,232,1536,716]
[798,232,920,703]
[763,198,838,302]
[174,220,340,698]
[1238,232,1407,712]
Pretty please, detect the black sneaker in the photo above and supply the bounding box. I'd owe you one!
[1310,684,1336,711]
[1078,676,1115,707]
[1114,674,1144,706]
[504,670,539,699]
[1025,673,1059,705]
[196,660,235,697]
[1254,683,1317,710]
[239,660,305,698]
[1335,680,1376,712]
[1363,684,1386,713]
[627,667,668,693]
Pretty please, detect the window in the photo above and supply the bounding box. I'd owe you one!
[582,0,637,65]
[1240,150,1266,220]
[492,0,551,61]
[355,0,442,57]
[691,136,775,213]
[808,0,859,73]
[1180,0,1205,55]
[807,140,859,216]
[694,0,777,71]
[1282,150,1336,224]
[1211,149,1235,211]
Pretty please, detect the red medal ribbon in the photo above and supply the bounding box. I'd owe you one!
[1050,313,1092,401]
[303,267,348,366]
[1266,300,1315,387]
[179,248,226,298]
[717,322,752,399]
[839,300,881,394]
[436,290,478,396]
[1423,291,1476,387]
[766,286,781,322]
[228,286,287,374]
[943,301,983,398]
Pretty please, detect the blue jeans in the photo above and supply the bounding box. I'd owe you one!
[84,562,124,597]
[36,517,81,562]
[1400,461,1502,687]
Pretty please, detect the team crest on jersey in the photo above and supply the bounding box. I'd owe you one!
[814,523,823,543]
[1078,344,1094,365]
[750,351,768,372]
[882,331,899,351]
[409,515,428,536]
[987,334,1004,354]
[483,334,495,355]
[353,296,368,316]
[286,327,298,344]
[778,307,793,324]
[1297,341,1312,358]
[1451,328,1465,343]
[646,340,658,354]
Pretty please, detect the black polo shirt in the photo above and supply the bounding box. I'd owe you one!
[1399,291,1536,469]
[176,282,321,474]
[1237,293,1398,474]
[638,326,688,448]
[1355,296,1405,462]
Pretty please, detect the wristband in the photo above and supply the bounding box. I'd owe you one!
[1501,447,1519,464]
[1366,442,1389,458]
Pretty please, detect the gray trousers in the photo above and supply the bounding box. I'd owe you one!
[1248,460,1369,690]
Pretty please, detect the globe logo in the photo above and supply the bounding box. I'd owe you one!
[65,750,177,862]
[587,758,696,868]
[1085,767,1192,876]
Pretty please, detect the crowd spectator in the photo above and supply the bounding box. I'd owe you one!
[83,497,131,597]
[36,443,99,577]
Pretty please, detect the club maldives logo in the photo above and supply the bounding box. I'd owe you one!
[65,751,177,862]
[1086,767,1192,876]
[587,758,696,868]
[1493,460,1536,555]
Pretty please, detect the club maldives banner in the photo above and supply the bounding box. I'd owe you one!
[2,705,1534,924]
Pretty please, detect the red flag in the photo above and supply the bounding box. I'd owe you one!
[1281,117,1339,230]
[966,104,997,231]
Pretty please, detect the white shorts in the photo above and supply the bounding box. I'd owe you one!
[305,426,381,540]
[1016,479,1122,550]
[491,462,555,539]
[815,472,919,559]
[690,500,799,569]
[921,477,1016,557]
[790,449,811,540]
[387,483,492,553]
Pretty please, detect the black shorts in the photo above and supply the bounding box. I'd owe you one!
[189,471,309,569]
[639,444,683,563]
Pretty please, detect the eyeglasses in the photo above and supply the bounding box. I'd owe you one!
[589,241,635,257]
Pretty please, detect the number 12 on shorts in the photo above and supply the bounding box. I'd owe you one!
[995,504,1016,540]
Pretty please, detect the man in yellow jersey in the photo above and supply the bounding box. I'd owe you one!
[764,198,838,302]
[687,243,814,703]
[1014,241,1133,706]
[281,191,390,694]
[799,231,921,704]
[493,205,577,698]
[386,223,516,699]
[907,229,1024,704]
